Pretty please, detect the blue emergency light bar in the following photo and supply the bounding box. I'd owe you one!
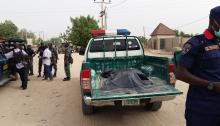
[117,29,131,36]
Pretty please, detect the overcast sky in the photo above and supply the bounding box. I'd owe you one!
[0,0,219,39]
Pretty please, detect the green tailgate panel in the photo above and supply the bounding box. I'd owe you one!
[91,77,182,101]
[85,56,182,101]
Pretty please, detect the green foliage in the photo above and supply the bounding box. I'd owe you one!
[35,38,43,45]
[18,29,36,39]
[18,28,37,45]
[32,39,40,45]
[174,29,195,37]
[0,21,38,45]
[50,37,62,44]
[137,36,147,46]
[0,20,19,39]
[63,15,99,47]
[60,33,68,42]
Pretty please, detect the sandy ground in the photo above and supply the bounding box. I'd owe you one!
[0,53,188,126]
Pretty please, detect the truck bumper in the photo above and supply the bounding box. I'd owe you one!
[84,95,176,107]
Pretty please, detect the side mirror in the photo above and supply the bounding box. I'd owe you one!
[79,47,85,55]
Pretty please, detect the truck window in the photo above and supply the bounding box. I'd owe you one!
[115,39,140,51]
[115,39,126,51]
[89,38,140,52]
[90,40,104,52]
[127,39,140,50]
[104,40,115,52]
[90,40,115,52]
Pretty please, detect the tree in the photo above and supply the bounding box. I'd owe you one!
[35,38,43,45]
[174,29,195,37]
[137,36,147,46]
[50,37,62,44]
[32,39,40,45]
[174,29,179,36]
[0,20,19,39]
[64,15,99,47]
[18,28,36,39]
[18,28,37,45]
[60,27,70,42]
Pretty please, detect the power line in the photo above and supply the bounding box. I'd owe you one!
[175,15,208,29]
[109,0,128,8]
[94,0,111,29]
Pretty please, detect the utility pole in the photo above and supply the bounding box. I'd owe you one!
[105,7,108,30]
[94,0,111,30]
[101,1,104,29]
[143,26,146,38]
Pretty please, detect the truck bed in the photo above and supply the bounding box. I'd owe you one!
[90,69,181,101]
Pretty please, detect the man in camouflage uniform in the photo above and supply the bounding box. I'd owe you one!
[49,43,58,77]
[63,43,72,81]
[36,43,45,77]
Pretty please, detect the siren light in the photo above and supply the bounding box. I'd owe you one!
[117,29,131,36]
[91,29,105,37]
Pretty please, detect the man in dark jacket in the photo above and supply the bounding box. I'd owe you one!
[26,45,35,75]
[176,6,220,126]
[4,44,28,90]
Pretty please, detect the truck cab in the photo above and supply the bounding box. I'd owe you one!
[79,29,182,115]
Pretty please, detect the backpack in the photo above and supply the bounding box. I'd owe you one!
[13,50,24,64]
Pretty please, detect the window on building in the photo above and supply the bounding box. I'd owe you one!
[160,39,165,49]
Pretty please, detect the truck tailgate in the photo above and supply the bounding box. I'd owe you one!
[91,76,182,101]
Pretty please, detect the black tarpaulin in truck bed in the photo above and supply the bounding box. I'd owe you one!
[100,69,168,94]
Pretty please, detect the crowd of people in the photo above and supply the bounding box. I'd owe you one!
[4,42,73,90]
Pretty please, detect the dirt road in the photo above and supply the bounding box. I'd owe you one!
[0,54,188,126]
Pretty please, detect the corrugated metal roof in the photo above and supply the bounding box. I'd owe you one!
[150,23,176,36]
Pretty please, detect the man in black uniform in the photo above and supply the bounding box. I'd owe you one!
[4,44,28,90]
[176,6,220,126]
[26,45,35,75]
[36,43,45,77]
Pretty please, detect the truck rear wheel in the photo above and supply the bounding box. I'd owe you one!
[82,99,94,115]
[146,102,162,111]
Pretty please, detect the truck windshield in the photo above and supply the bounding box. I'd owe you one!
[90,38,140,52]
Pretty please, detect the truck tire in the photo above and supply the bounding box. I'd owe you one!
[82,99,94,115]
[146,102,162,111]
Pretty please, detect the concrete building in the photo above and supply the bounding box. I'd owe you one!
[149,23,176,50]
[148,23,190,51]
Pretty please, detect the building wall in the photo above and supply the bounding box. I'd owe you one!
[148,36,190,51]
[150,35,176,50]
